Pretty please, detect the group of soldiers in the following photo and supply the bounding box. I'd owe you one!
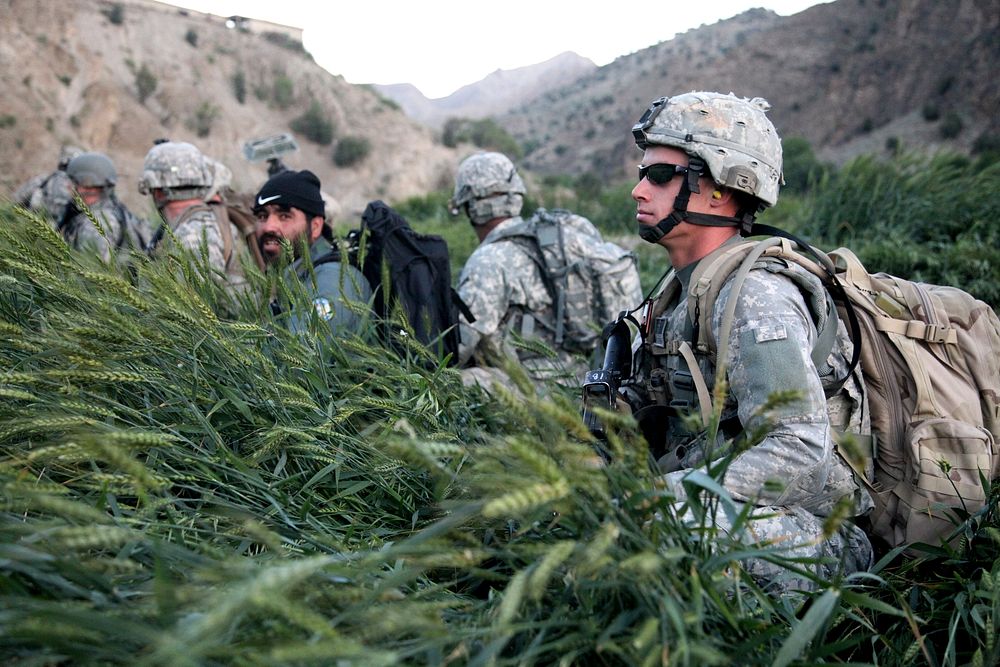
[10,90,875,593]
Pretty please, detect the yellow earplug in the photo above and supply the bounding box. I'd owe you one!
[712,190,722,199]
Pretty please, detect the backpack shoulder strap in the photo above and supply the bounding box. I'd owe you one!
[209,202,234,266]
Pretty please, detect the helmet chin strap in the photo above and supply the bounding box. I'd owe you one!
[638,157,755,243]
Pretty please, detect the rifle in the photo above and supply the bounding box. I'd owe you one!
[581,314,637,441]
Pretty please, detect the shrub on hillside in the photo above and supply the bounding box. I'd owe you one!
[442,117,522,158]
[192,102,219,138]
[333,136,371,167]
[231,70,246,104]
[291,101,334,145]
[781,137,831,193]
[101,3,124,25]
[272,74,294,109]
[940,111,964,139]
[185,29,198,47]
[135,64,157,103]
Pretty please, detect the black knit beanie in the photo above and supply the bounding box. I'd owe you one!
[253,169,325,219]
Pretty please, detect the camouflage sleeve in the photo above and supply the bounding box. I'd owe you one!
[291,262,372,337]
[67,205,123,263]
[714,268,834,507]
[456,243,517,365]
[41,172,75,224]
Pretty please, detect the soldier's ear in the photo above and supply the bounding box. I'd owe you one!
[309,215,324,242]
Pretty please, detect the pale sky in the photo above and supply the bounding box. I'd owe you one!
[177,1,827,99]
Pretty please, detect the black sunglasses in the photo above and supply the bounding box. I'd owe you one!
[638,163,689,186]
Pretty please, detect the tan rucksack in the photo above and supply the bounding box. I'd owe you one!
[676,234,1000,551]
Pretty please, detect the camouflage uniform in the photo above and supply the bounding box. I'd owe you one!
[61,151,150,262]
[452,152,641,386]
[13,145,84,226]
[283,237,371,338]
[62,197,151,262]
[627,92,873,593]
[458,215,597,384]
[631,249,873,590]
[14,170,76,227]
[140,142,247,296]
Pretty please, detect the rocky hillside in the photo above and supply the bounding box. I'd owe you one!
[0,0,464,218]
[498,0,999,178]
[375,52,597,129]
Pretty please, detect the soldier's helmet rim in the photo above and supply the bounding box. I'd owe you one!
[66,152,118,188]
[632,91,783,207]
[138,141,213,198]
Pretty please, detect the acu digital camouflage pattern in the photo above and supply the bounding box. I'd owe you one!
[458,212,642,384]
[153,203,248,296]
[63,197,151,262]
[138,141,213,200]
[451,152,526,226]
[630,252,873,590]
[632,92,783,207]
[13,170,76,227]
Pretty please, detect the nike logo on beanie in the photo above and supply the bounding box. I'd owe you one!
[257,194,281,206]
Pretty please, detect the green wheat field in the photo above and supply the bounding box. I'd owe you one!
[2,149,999,665]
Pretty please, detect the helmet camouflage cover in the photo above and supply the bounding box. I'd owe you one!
[58,144,86,170]
[450,152,526,225]
[137,141,213,200]
[66,152,117,188]
[632,91,783,207]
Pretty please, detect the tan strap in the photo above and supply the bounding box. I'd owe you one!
[713,238,784,378]
[874,316,957,345]
[829,247,875,294]
[677,340,715,428]
[688,239,763,340]
[210,203,234,267]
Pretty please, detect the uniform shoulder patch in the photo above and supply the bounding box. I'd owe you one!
[754,322,787,343]
[312,297,334,321]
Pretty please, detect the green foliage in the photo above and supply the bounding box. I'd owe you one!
[333,135,371,167]
[135,63,157,103]
[781,137,831,194]
[272,74,294,109]
[0,114,16,129]
[940,111,964,139]
[780,150,1000,306]
[58,74,71,87]
[231,70,247,104]
[2,139,1000,664]
[184,28,198,47]
[101,2,124,25]
[192,102,219,138]
[442,117,522,158]
[922,102,941,121]
[291,101,334,145]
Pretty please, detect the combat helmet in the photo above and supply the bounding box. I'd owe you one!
[137,141,213,202]
[58,145,86,170]
[66,152,117,188]
[631,91,783,242]
[450,152,526,226]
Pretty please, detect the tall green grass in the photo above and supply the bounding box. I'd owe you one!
[2,149,1000,667]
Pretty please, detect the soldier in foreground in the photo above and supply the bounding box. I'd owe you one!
[13,144,84,226]
[450,152,642,387]
[252,169,371,337]
[621,92,872,591]
[61,152,151,261]
[139,141,246,295]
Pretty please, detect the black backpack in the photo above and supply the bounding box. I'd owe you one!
[319,200,472,366]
